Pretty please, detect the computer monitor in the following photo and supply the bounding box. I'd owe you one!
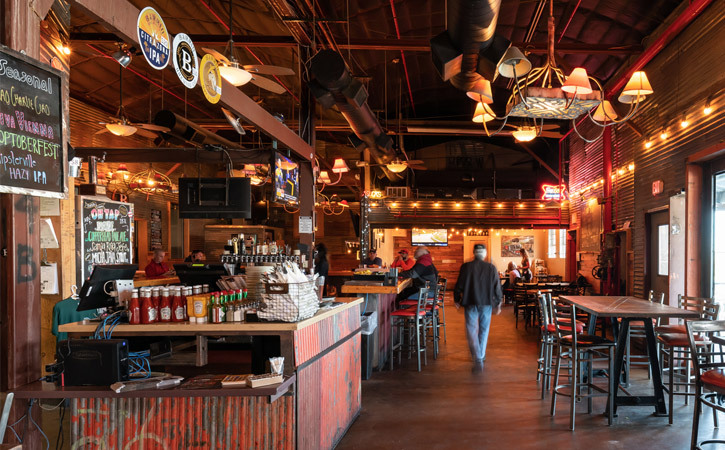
[77,264,138,311]
[174,263,229,288]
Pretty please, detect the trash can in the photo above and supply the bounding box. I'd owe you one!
[360,312,377,380]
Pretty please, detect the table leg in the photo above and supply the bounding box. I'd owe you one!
[610,318,629,416]
[587,313,598,335]
[644,320,668,416]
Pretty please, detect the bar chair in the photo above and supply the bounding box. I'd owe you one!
[685,319,725,450]
[436,278,448,342]
[399,282,441,359]
[550,298,616,430]
[657,296,719,424]
[390,286,429,372]
[618,290,665,385]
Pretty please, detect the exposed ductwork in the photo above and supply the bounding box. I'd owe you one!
[309,50,398,180]
[154,110,239,149]
[431,0,507,92]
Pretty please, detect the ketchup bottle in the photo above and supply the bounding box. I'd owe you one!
[128,291,140,325]
[172,287,185,322]
[151,287,161,320]
[159,288,172,322]
[141,291,156,324]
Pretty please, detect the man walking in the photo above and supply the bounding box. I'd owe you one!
[454,244,502,373]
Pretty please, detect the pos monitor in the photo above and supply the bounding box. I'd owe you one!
[77,264,138,311]
[174,263,229,288]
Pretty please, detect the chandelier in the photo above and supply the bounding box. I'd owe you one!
[316,192,349,215]
[469,0,653,143]
[127,166,173,195]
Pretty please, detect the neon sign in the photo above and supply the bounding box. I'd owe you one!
[541,184,568,201]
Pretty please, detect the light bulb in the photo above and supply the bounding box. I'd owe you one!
[680,116,689,128]
[660,129,668,140]
[645,140,653,149]
[704,103,712,115]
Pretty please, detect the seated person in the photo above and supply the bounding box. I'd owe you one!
[504,262,521,289]
[391,248,415,271]
[396,246,438,304]
[361,249,383,268]
[144,248,175,278]
[184,249,206,263]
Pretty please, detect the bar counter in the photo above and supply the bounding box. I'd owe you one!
[44,298,364,449]
[341,278,411,369]
[132,274,181,287]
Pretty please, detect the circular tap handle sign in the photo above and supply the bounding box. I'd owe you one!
[137,7,170,70]
[200,54,222,104]
[172,33,199,89]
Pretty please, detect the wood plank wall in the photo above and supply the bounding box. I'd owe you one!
[566,2,725,299]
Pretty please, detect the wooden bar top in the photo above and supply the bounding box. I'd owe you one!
[340,278,412,295]
[12,375,295,400]
[133,275,181,287]
[559,296,701,319]
[59,297,363,335]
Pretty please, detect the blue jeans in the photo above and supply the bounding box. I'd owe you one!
[464,305,493,362]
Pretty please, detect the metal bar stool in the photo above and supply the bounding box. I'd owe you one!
[550,298,616,430]
[390,287,429,372]
[436,278,448,342]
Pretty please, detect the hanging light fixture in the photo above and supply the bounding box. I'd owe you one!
[127,166,172,195]
[512,126,538,142]
[386,158,408,173]
[472,102,495,123]
[317,170,332,184]
[331,158,350,173]
[105,122,137,137]
[111,45,132,68]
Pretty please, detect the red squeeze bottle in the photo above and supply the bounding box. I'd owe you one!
[128,292,140,325]
[172,287,185,322]
[141,295,155,324]
[151,288,161,320]
[159,288,172,322]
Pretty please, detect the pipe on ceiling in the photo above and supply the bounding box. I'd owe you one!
[154,110,239,149]
[309,50,398,180]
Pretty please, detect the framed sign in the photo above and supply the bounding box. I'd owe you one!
[77,196,134,282]
[0,46,67,198]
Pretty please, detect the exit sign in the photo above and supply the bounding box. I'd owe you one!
[652,180,664,196]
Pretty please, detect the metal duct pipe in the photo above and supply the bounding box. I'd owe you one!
[309,50,397,179]
[431,0,503,92]
[154,110,239,149]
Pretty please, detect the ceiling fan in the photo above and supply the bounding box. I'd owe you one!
[96,65,170,138]
[356,156,427,173]
[202,0,294,94]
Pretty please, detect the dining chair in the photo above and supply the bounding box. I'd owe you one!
[550,298,615,430]
[685,319,725,450]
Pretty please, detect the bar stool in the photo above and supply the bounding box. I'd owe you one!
[618,290,665,385]
[436,278,448,342]
[685,319,725,450]
[390,287,429,372]
[657,296,719,424]
[550,298,616,430]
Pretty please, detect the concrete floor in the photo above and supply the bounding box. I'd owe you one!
[337,301,723,450]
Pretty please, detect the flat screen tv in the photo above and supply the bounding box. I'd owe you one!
[273,152,299,204]
[411,228,448,246]
[179,177,251,219]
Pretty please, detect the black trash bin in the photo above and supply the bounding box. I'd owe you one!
[360,312,377,380]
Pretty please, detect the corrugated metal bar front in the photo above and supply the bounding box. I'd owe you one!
[293,301,359,365]
[70,394,295,449]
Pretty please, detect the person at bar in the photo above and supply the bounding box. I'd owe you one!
[391,248,415,271]
[454,244,503,373]
[361,249,383,268]
[314,242,330,296]
[396,246,438,303]
[145,248,175,278]
[184,249,206,262]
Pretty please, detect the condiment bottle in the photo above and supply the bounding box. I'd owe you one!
[140,289,156,324]
[159,288,172,322]
[187,288,197,323]
[171,287,185,322]
[128,291,140,325]
[202,284,209,294]
[193,295,207,323]
[208,293,216,323]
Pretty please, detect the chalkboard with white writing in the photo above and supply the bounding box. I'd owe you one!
[0,46,67,197]
[77,196,134,282]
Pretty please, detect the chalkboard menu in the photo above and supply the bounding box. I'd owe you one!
[77,196,134,282]
[0,46,67,198]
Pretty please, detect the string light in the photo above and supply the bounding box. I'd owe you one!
[679,114,689,129]
[704,96,713,115]
[659,127,668,140]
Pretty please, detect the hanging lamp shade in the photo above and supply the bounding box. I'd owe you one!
[339,200,350,208]
[497,46,532,79]
[592,100,618,122]
[219,62,253,86]
[331,158,350,173]
[386,159,408,173]
[511,126,537,142]
[466,79,494,103]
[318,170,332,184]
[561,68,593,95]
[621,71,653,97]
[106,123,137,136]
[472,102,495,123]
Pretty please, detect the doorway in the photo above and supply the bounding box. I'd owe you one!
[711,171,725,312]
[647,210,670,304]
[463,236,491,263]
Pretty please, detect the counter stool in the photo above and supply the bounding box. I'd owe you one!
[657,296,719,424]
[390,287,429,372]
[436,278,448,342]
[686,319,725,450]
[550,298,616,430]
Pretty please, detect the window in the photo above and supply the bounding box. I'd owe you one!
[548,229,557,258]
[658,224,669,276]
[559,229,567,258]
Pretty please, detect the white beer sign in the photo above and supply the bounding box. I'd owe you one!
[172,33,199,89]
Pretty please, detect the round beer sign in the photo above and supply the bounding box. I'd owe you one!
[200,54,222,104]
[137,7,170,70]
[172,33,199,89]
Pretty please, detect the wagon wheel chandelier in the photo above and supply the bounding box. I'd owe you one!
[127,166,173,196]
[469,0,653,143]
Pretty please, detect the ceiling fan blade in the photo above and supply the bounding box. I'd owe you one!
[404,160,425,165]
[540,131,563,138]
[202,48,230,65]
[95,128,109,135]
[249,75,286,94]
[243,65,294,76]
[135,128,158,139]
[408,165,427,171]
[135,123,170,133]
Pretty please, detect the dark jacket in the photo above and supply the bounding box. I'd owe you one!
[454,259,503,307]
[401,253,438,289]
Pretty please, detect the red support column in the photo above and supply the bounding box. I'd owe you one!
[602,127,614,294]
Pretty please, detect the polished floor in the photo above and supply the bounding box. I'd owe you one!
[337,301,722,450]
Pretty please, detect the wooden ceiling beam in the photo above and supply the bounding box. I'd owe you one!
[73,147,273,164]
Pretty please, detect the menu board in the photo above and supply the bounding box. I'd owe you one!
[0,46,67,197]
[77,196,134,282]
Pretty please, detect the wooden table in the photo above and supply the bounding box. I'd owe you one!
[560,295,699,416]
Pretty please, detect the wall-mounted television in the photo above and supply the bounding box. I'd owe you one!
[412,229,448,246]
[273,152,299,204]
[178,177,251,219]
